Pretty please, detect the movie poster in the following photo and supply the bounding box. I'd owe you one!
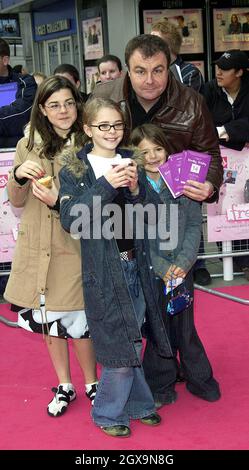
[213,8,249,52]
[143,9,204,54]
[82,17,104,60]
[207,146,249,242]
[85,66,99,94]
[0,151,21,263]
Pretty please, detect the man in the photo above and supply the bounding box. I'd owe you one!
[0,38,37,148]
[92,34,222,407]
[53,63,88,102]
[96,54,123,82]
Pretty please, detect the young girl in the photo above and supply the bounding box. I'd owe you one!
[130,123,221,407]
[59,97,172,438]
[4,76,98,417]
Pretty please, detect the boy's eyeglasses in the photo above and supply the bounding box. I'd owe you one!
[90,123,125,131]
[44,100,76,112]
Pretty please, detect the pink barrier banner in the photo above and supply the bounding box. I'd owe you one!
[207,145,249,242]
[0,150,21,263]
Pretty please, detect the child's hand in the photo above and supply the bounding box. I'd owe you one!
[15,160,45,180]
[32,179,58,207]
[125,161,139,193]
[105,164,130,188]
[163,264,187,284]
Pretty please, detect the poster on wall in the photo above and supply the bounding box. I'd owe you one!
[207,146,249,242]
[0,151,21,263]
[82,16,104,60]
[0,15,20,38]
[213,8,249,52]
[85,66,99,94]
[143,9,204,54]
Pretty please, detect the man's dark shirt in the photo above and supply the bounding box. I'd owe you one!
[128,79,164,129]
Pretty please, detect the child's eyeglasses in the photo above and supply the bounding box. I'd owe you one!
[90,123,125,131]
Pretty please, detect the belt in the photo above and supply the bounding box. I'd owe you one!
[120,249,135,261]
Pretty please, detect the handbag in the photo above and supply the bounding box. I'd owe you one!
[164,277,193,315]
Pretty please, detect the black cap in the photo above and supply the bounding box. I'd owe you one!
[215,50,249,70]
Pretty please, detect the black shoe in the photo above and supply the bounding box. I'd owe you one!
[101,425,131,437]
[176,373,185,383]
[193,268,211,286]
[186,383,221,402]
[140,412,161,426]
[155,390,177,409]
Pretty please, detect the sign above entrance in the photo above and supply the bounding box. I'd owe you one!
[35,19,71,37]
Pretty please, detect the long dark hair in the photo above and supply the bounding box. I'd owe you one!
[27,75,84,160]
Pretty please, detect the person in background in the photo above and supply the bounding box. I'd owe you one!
[54,63,88,103]
[59,97,172,438]
[12,64,28,75]
[130,123,221,406]
[242,13,249,34]
[228,14,242,35]
[151,19,204,93]
[91,33,223,409]
[0,38,37,148]
[96,54,123,83]
[204,49,249,279]
[32,71,47,87]
[4,76,98,417]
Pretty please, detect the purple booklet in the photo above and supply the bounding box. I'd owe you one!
[168,152,185,196]
[179,150,211,186]
[158,161,180,198]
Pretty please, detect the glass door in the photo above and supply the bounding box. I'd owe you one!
[45,36,73,75]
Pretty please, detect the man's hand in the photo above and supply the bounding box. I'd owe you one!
[183,180,214,202]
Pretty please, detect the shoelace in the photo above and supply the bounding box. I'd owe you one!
[52,385,74,404]
[86,384,97,403]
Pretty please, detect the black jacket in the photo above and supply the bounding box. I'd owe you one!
[203,72,249,151]
[0,65,37,148]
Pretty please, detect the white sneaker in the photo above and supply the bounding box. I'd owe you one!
[85,383,98,405]
[47,384,76,417]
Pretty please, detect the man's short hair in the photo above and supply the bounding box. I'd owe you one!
[125,34,171,69]
[151,20,182,56]
[53,63,80,84]
[96,54,122,72]
[0,38,10,57]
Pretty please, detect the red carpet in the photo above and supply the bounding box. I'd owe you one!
[1,285,249,450]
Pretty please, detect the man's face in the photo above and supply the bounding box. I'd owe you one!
[128,50,168,105]
[98,61,122,82]
[0,55,9,76]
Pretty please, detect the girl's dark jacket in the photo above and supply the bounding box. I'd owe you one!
[203,72,249,151]
[59,144,172,367]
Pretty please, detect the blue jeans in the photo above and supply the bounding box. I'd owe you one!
[92,259,156,427]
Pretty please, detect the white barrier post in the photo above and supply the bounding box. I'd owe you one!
[222,240,233,281]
